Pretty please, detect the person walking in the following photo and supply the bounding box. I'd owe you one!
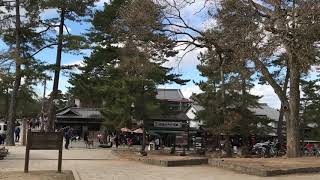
[84,131,89,143]
[114,134,119,148]
[15,126,20,142]
[0,134,4,145]
[155,138,160,150]
[64,127,71,149]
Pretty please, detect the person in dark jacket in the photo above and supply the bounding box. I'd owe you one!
[64,127,71,149]
[84,131,89,143]
[114,135,119,148]
[15,127,20,142]
[0,134,4,145]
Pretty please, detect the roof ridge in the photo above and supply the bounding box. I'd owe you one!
[157,88,181,90]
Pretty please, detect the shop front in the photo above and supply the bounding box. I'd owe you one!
[145,113,197,148]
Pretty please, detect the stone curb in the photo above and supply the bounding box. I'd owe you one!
[72,169,81,180]
[209,159,320,177]
[6,158,114,160]
[112,149,208,167]
[139,157,208,167]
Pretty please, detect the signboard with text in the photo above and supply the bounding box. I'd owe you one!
[24,131,63,173]
[154,121,182,128]
[28,132,62,150]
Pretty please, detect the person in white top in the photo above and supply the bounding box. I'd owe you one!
[155,138,160,150]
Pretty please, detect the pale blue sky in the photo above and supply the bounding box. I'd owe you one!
[32,0,209,99]
[3,0,318,109]
[0,0,280,109]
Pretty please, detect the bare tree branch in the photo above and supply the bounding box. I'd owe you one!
[64,24,71,35]
[248,0,272,18]
[29,43,58,58]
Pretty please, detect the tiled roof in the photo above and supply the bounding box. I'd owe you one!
[192,104,204,111]
[249,103,281,121]
[156,89,188,101]
[189,103,280,121]
[56,107,103,119]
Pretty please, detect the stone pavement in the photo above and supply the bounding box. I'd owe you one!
[2,146,320,180]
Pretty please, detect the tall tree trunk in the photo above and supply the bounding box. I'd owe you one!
[140,127,147,154]
[6,0,22,146]
[41,77,46,132]
[277,106,285,149]
[219,55,231,157]
[286,53,301,158]
[47,9,65,132]
[140,81,147,156]
[5,87,9,119]
[277,65,289,150]
[286,0,300,157]
[240,69,249,155]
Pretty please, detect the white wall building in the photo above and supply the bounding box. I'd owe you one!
[187,103,282,134]
[186,104,204,129]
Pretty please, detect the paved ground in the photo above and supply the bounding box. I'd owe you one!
[0,170,74,180]
[2,145,320,180]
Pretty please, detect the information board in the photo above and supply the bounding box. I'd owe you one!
[24,131,63,173]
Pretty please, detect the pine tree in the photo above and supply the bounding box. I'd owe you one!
[69,0,188,154]
[216,0,320,157]
[194,33,271,156]
[39,0,97,131]
[301,79,320,141]
[0,0,49,145]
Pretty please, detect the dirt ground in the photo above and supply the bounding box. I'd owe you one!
[214,157,320,170]
[0,170,74,180]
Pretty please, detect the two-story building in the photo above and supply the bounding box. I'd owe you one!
[145,89,193,146]
[56,89,193,140]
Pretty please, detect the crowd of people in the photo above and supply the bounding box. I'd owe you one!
[27,115,48,130]
[60,126,81,149]
[304,142,320,156]
[102,132,161,150]
[6,122,320,157]
[0,121,21,145]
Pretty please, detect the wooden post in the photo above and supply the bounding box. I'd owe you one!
[24,130,30,173]
[57,132,63,173]
[22,118,27,146]
[58,148,62,173]
[24,148,30,173]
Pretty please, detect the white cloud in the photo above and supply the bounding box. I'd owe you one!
[160,0,213,30]
[180,83,202,98]
[95,0,110,7]
[164,45,206,73]
[250,83,281,109]
[202,18,217,30]
[157,82,202,99]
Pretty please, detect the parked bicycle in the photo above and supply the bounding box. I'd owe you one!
[252,140,281,157]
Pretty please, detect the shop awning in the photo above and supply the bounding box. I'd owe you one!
[133,128,143,134]
[120,127,132,132]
